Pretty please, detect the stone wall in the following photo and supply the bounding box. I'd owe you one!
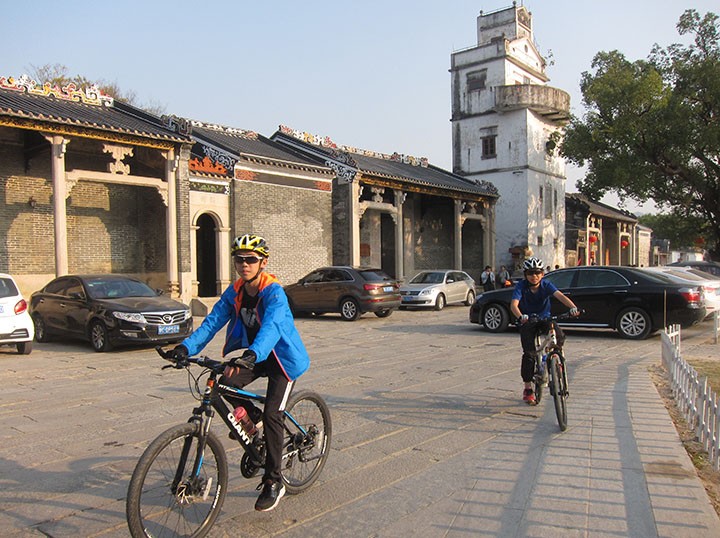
[232,179,332,286]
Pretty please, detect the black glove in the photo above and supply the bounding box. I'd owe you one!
[229,349,257,370]
[167,344,188,362]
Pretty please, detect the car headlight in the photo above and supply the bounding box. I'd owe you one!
[113,312,146,323]
[418,288,433,296]
[184,309,192,321]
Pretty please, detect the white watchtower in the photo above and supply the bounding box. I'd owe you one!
[450,3,570,269]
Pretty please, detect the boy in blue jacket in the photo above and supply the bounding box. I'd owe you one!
[168,233,309,511]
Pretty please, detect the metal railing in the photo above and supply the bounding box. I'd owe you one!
[662,324,720,470]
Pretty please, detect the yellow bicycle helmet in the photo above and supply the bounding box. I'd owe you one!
[231,234,269,257]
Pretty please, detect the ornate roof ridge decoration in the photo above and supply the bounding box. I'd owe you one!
[0,74,114,106]
[279,125,429,168]
[161,114,192,136]
[190,119,258,139]
[189,156,228,175]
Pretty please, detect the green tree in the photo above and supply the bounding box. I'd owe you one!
[27,63,164,116]
[561,10,720,259]
[637,212,711,250]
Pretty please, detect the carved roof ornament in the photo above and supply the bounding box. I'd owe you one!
[279,125,429,168]
[103,143,134,175]
[190,119,258,139]
[202,145,237,171]
[189,156,228,175]
[162,114,192,136]
[1,74,114,106]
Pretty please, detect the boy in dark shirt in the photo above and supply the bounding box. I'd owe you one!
[509,258,578,405]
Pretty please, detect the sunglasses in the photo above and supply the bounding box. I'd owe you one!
[234,255,263,265]
[525,270,544,275]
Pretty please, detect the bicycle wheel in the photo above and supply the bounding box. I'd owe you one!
[281,390,332,494]
[532,357,544,405]
[548,353,567,431]
[126,423,228,538]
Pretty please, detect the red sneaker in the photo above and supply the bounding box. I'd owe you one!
[523,388,537,405]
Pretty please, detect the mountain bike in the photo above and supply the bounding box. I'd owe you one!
[527,311,580,431]
[126,347,331,538]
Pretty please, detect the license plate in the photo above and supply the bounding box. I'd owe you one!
[383,286,394,292]
[158,325,179,334]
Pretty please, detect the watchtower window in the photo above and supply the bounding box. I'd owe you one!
[467,69,487,92]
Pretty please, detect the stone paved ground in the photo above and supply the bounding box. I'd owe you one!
[0,307,718,537]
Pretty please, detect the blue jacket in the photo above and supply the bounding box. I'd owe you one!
[181,272,309,380]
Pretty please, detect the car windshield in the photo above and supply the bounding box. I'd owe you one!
[409,272,444,284]
[0,277,19,298]
[358,269,394,282]
[85,278,157,299]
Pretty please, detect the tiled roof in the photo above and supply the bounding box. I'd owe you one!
[191,124,325,169]
[271,130,498,197]
[566,193,637,222]
[0,85,191,143]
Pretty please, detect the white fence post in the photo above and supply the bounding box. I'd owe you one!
[663,325,720,471]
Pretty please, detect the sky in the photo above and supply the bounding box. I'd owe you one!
[3,0,718,213]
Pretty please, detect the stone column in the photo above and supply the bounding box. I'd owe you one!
[45,135,70,276]
[190,224,199,297]
[485,202,495,269]
[164,149,180,296]
[394,191,406,280]
[218,226,232,291]
[350,180,361,265]
[454,200,463,270]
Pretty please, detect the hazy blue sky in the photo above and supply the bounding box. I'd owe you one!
[3,1,717,212]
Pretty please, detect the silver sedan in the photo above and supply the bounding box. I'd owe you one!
[399,270,476,310]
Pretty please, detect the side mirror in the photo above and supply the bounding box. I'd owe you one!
[156,288,164,296]
[447,279,455,283]
[69,291,85,301]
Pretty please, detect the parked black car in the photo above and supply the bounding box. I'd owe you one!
[30,275,192,351]
[469,265,706,339]
[284,266,401,321]
[667,260,720,278]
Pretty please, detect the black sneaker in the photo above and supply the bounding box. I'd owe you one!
[255,479,286,512]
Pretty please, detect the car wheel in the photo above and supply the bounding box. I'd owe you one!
[483,304,509,332]
[434,294,446,311]
[16,341,32,355]
[616,307,651,340]
[33,314,51,343]
[374,309,393,318]
[464,290,476,306]
[340,298,360,321]
[90,321,112,352]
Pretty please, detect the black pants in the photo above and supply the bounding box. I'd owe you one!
[221,355,293,483]
[519,319,565,383]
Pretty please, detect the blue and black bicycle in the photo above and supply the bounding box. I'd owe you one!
[126,347,331,537]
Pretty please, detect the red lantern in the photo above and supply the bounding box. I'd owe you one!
[621,240,629,248]
[588,235,597,243]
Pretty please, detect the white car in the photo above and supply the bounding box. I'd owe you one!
[399,270,476,310]
[645,266,720,318]
[0,273,34,354]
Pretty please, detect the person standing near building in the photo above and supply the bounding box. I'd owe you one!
[167,233,309,512]
[481,265,495,291]
[497,265,511,288]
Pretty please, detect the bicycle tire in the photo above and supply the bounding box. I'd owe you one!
[281,390,332,494]
[533,357,544,405]
[126,423,228,538]
[549,353,567,431]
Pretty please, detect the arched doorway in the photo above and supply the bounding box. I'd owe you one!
[196,213,217,297]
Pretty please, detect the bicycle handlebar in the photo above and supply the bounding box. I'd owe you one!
[516,309,586,324]
[155,346,237,374]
